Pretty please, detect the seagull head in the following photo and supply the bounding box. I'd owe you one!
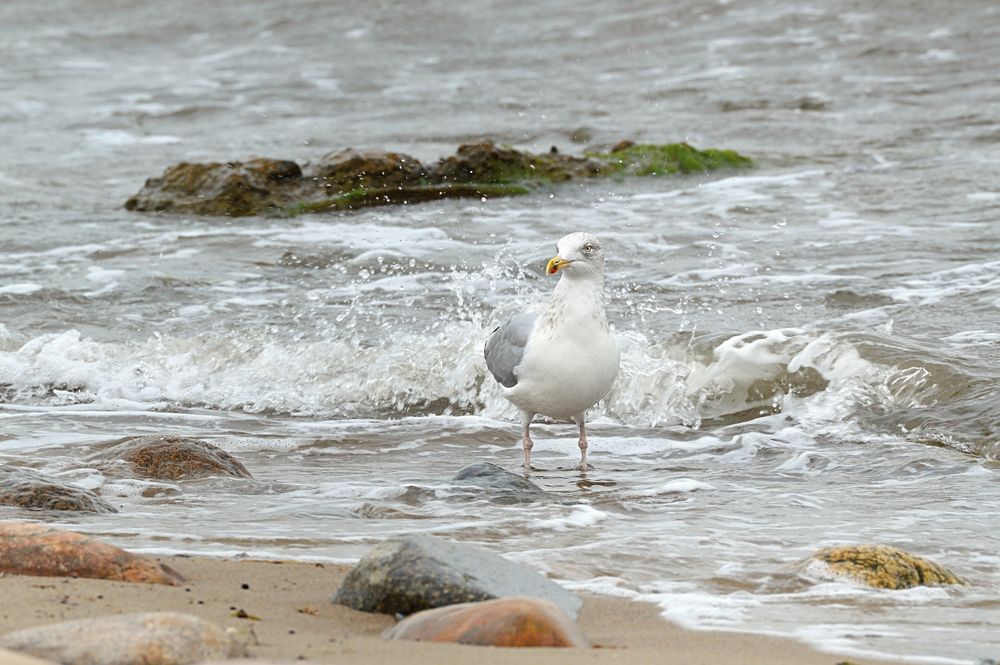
[546,232,606,280]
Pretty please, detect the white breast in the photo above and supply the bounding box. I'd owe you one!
[503,282,620,419]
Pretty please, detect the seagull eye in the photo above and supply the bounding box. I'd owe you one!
[583,244,594,253]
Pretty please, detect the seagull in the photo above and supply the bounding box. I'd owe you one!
[484,232,620,470]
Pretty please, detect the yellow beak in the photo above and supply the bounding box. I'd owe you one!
[546,255,573,275]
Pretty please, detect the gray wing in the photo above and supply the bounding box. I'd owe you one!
[484,312,538,388]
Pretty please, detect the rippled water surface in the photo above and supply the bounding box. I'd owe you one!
[2,1,1000,662]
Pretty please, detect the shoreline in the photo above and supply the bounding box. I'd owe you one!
[0,554,910,665]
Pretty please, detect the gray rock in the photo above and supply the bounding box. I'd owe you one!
[331,534,582,619]
[450,462,555,504]
[0,612,245,665]
[0,467,116,513]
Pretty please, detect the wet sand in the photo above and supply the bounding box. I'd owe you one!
[0,555,906,665]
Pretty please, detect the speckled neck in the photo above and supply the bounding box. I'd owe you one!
[542,272,608,332]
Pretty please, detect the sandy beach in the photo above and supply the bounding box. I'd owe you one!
[0,555,907,665]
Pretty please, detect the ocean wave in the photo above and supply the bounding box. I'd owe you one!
[0,322,996,458]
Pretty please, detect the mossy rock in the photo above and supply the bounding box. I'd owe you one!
[591,141,753,176]
[805,544,965,589]
[125,158,302,217]
[126,140,752,217]
[314,149,426,191]
[284,182,532,216]
[428,142,601,184]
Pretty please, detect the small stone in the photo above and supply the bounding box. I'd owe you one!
[88,435,252,481]
[383,597,589,648]
[0,523,184,585]
[332,534,581,618]
[0,612,244,665]
[804,544,965,589]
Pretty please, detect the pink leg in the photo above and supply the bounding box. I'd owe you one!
[521,412,535,470]
[574,414,588,470]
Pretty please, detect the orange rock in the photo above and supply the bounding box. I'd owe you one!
[382,597,589,648]
[0,523,184,585]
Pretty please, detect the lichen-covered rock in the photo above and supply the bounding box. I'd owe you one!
[314,149,425,191]
[450,462,554,504]
[331,534,581,618]
[88,435,252,481]
[383,597,589,648]
[0,467,116,513]
[0,612,244,665]
[804,544,965,589]
[125,158,302,216]
[126,141,752,217]
[0,522,184,584]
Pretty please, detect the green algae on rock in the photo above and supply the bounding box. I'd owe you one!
[591,142,754,176]
[805,544,965,589]
[125,141,752,218]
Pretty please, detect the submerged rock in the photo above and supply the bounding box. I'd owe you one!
[332,534,582,618]
[0,612,243,665]
[89,435,252,481]
[823,289,895,309]
[383,597,589,648]
[0,522,184,584]
[804,544,965,589]
[126,141,752,217]
[450,462,554,504]
[0,467,116,513]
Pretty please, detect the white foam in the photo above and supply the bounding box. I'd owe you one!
[85,130,181,146]
[0,283,43,294]
[85,267,124,283]
[532,505,608,531]
[629,478,715,496]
